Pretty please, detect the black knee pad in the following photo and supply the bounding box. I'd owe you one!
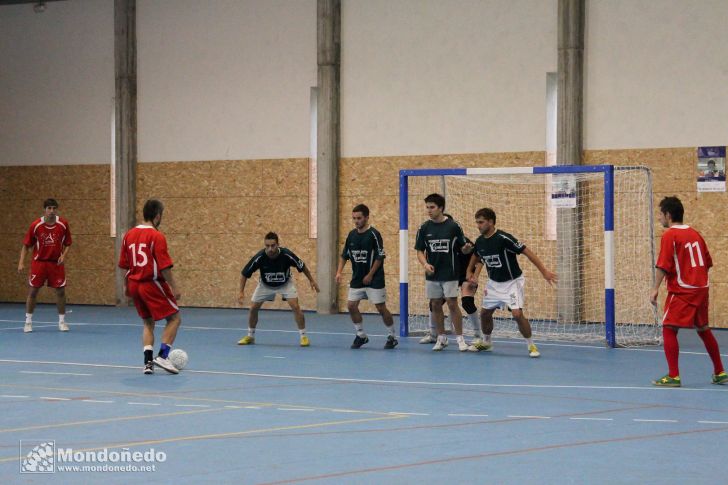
[461,296,477,315]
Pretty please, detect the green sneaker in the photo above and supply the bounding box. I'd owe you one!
[652,374,681,387]
[712,371,728,385]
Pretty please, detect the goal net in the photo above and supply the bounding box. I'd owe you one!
[399,165,660,347]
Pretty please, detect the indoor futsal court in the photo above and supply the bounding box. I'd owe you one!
[1,303,727,484]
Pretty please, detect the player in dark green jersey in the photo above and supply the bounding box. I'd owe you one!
[336,204,397,349]
[415,193,473,351]
[237,232,320,347]
[466,208,556,357]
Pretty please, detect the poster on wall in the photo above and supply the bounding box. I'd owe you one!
[550,175,576,208]
[697,146,726,192]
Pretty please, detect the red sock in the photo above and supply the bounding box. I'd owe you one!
[697,328,725,375]
[662,326,680,377]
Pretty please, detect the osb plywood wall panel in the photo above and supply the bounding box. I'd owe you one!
[0,165,115,306]
[136,159,316,311]
[340,150,727,328]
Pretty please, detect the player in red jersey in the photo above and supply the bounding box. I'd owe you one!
[17,199,72,333]
[650,196,726,387]
[118,199,182,375]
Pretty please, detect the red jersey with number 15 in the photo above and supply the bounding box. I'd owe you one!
[23,217,72,261]
[655,225,712,295]
[118,225,174,282]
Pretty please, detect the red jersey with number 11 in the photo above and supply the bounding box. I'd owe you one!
[118,225,174,282]
[655,225,712,295]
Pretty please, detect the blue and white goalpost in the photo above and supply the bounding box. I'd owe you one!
[398,165,659,348]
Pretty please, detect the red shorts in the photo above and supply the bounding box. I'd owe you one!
[29,260,66,288]
[127,279,179,321]
[662,291,709,329]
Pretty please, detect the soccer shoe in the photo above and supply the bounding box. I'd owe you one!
[467,339,493,352]
[432,339,448,351]
[384,336,399,349]
[652,374,681,387]
[237,335,255,345]
[23,322,32,333]
[528,344,540,358]
[143,363,154,375]
[419,334,437,344]
[458,340,469,352]
[58,322,69,332]
[351,335,369,349]
[153,356,179,375]
[300,335,310,347]
[712,371,728,385]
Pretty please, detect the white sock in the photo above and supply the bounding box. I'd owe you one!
[299,329,306,336]
[456,335,465,343]
[248,327,256,336]
[428,312,436,336]
[438,334,447,343]
[526,338,533,347]
[386,325,395,337]
[484,334,492,344]
[25,313,32,323]
[467,312,482,338]
[354,323,365,337]
[59,314,65,324]
[144,345,153,351]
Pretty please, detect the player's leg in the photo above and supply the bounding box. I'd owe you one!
[511,309,539,357]
[54,287,69,332]
[653,293,692,387]
[420,299,438,343]
[286,297,309,346]
[477,308,495,351]
[48,262,68,331]
[142,317,155,374]
[370,285,397,349]
[696,325,726,384]
[348,297,369,349]
[153,311,181,374]
[430,296,448,350]
[24,286,40,333]
[239,301,263,345]
[445,296,468,351]
[461,282,483,346]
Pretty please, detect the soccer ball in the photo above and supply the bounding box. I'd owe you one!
[168,349,188,370]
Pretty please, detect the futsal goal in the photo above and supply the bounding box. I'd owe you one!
[398,165,660,348]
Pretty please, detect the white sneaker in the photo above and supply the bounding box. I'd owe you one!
[432,338,448,351]
[528,343,540,358]
[419,334,437,344]
[468,339,493,352]
[58,322,69,332]
[24,322,32,333]
[153,356,179,374]
[458,340,469,352]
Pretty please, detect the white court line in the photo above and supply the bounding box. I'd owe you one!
[2,358,728,393]
[82,399,114,404]
[633,419,679,423]
[263,356,286,359]
[448,413,489,417]
[507,415,551,419]
[569,417,614,421]
[277,408,315,412]
[698,420,728,424]
[20,370,92,376]
[243,406,261,409]
[174,404,211,408]
[40,397,70,401]
[127,402,161,406]
[1,394,29,398]
[388,412,430,416]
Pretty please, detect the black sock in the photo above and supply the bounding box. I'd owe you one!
[144,349,153,364]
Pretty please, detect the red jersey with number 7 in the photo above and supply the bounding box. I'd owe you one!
[118,225,174,282]
[655,225,712,294]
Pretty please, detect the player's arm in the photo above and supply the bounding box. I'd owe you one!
[363,258,383,286]
[417,250,434,274]
[363,230,385,285]
[160,267,181,300]
[238,274,248,304]
[18,245,30,273]
[522,247,557,285]
[335,256,347,284]
[302,265,320,293]
[650,268,667,306]
[57,244,70,265]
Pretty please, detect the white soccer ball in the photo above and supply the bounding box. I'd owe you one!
[168,349,188,370]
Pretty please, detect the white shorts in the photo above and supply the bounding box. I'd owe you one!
[348,287,387,305]
[482,276,525,310]
[425,280,459,300]
[251,280,298,302]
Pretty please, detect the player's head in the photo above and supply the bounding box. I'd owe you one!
[352,204,369,230]
[143,199,165,228]
[424,193,445,220]
[658,196,683,227]
[264,232,280,257]
[42,198,58,221]
[708,159,716,169]
[474,208,496,235]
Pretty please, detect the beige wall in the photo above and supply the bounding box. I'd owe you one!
[1,150,726,328]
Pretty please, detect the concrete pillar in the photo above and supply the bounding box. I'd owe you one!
[315,0,341,314]
[114,0,137,306]
[556,0,584,323]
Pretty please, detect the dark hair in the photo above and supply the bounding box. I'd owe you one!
[474,208,496,224]
[43,198,59,209]
[424,193,445,210]
[352,204,369,217]
[264,232,279,243]
[142,199,164,222]
[659,196,684,223]
[708,159,716,166]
